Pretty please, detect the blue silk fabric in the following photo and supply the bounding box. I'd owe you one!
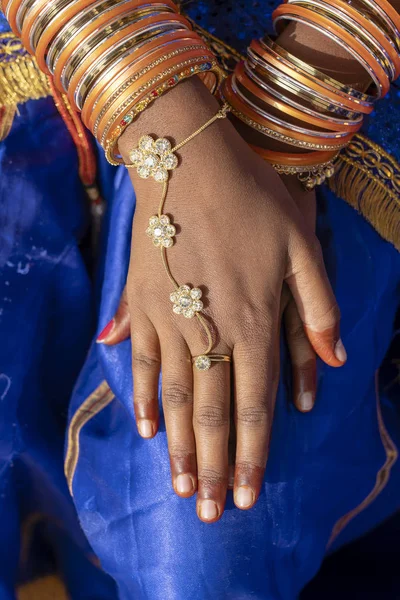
[1,5,400,600]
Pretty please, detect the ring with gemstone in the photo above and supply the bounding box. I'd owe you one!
[192,354,232,372]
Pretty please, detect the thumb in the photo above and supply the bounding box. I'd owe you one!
[96,287,131,345]
[286,231,346,368]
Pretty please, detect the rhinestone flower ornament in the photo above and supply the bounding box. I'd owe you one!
[170,285,203,319]
[146,214,176,248]
[129,135,178,182]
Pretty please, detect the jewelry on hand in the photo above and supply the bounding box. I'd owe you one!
[125,103,231,371]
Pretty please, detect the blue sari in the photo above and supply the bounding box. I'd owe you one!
[1,4,400,599]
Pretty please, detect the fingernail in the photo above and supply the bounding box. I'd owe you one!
[96,319,115,343]
[334,338,347,363]
[298,391,314,412]
[234,485,254,509]
[176,474,194,495]
[198,499,219,521]
[137,419,153,438]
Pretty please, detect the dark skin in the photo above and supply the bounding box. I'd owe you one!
[98,12,392,521]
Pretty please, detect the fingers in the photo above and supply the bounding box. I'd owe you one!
[284,298,317,413]
[160,335,196,499]
[286,232,346,368]
[97,287,131,345]
[193,359,231,523]
[233,331,276,511]
[131,313,161,439]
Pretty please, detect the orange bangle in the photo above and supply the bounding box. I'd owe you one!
[81,32,202,125]
[67,23,192,106]
[235,61,362,133]
[87,39,208,131]
[104,60,224,164]
[49,5,185,90]
[272,4,390,97]
[374,0,400,35]
[287,0,400,79]
[5,0,24,36]
[95,47,214,141]
[249,40,373,114]
[21,0,63,53]
[222,76,352,150]
[249,145,337,166]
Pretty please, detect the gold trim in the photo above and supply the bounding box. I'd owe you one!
[0,33,50,107]
[64,381,115,495]
[329,133,400,251]
[327,370,398,547]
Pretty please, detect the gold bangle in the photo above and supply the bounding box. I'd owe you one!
[221,82,349,151]
[247,49,362,120]
[90,46,211,137]
[104,61,225,164]
[287,0,399,80]
[47,4,176,73]
[261,36,376,106]
[73,28,196,109]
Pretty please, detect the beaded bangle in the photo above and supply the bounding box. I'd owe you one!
[87,43,211,134]
[105,61,225,164]
[97,50,216,143]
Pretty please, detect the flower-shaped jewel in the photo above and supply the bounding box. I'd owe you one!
[146,214,176,248]
[129,135,178,183]
[170,285,203,319]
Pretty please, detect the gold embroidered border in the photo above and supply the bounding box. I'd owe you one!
[329,134,400,251]
[0,32,50,107]
[64,381,115,496]
[327,370,398,548]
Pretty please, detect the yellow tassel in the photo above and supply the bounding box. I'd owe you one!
[0,56,49,107]
[329,134,400,251]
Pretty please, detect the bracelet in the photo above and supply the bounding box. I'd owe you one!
[358,0,400,53]
[230,75,352,142]
[47,4,177,75]
[244,59,363,127]
[125,103,231,371]
[272,5,390,97]
[94,49,215,142]
[104,60,225,164]
[251,39,374,113]
[287,0,400,80]
[250,145,338,189]
[80,35,202,119]
[67,25,193,104]
[247,49,362,120]
[236,62,362,133]
[221,78,350,151]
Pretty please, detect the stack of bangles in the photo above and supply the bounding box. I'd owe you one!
[221,0,400,189]
[1,0,224,164]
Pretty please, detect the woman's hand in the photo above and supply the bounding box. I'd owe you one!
[99,78,346,523]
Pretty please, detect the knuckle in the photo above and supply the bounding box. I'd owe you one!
[132,352,160,372]
[194,404,228,429]
[163,382,193,410]
[236,404,270,426]
[198,467,226,487]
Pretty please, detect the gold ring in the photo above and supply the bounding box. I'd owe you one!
[192,354,232,371]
